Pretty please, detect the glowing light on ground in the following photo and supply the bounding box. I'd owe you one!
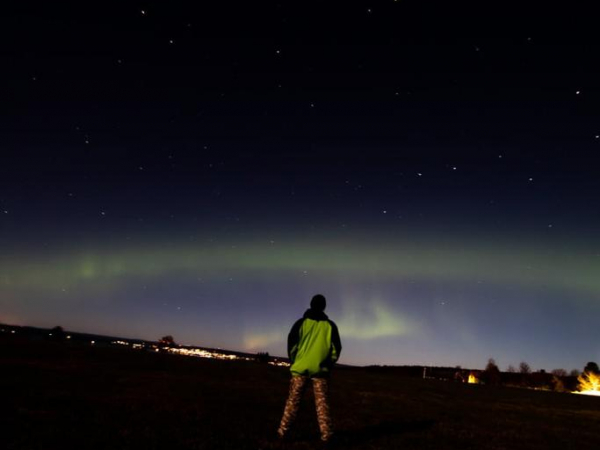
[268,360,290,367]
[575,371,600,396]
[576,390,600,397]
[468,373,479,384]
[165,346,290,366]
[109,339,290,365]
[167,347,249,361]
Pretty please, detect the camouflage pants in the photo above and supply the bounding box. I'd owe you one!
[277,375,333,441]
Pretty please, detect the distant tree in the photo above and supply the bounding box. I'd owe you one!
[256,352,270,363]
[481,358,501,385]
[551,369,568,377]
[551,376,568,393]
[570,369,580,377]
[485,358,498,371]
[519,361,531,374]
[159,335,176,347]
[584,361,600,374]
[506,365,516,373]
[454,370,466,383]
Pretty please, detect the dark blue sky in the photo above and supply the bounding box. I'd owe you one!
[1,0,599,371]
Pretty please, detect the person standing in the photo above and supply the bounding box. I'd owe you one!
[277,294,342,443]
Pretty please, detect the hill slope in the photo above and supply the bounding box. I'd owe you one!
[2,336,600,449]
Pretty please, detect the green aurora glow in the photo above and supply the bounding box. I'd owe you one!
[2,235,599,300]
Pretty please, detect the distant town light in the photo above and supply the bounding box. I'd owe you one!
[269,361,291,367]
[104,337,291,366]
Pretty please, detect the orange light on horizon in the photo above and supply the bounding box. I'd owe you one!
[575,371,600,396]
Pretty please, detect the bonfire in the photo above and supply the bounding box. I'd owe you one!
[468,372,479,384]
[576,371,600,396]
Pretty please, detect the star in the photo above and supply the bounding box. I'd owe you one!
[576,90,581,95]
[140,10,146,16]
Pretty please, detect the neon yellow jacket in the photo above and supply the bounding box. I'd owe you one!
[288,309,342,377]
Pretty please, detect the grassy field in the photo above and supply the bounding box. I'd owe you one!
[3,336,600,450]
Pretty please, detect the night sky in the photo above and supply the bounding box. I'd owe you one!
[1,1,600,371]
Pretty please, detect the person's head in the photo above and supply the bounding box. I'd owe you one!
[310,294,326,311]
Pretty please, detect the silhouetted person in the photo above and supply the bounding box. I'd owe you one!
[277,294,342,443]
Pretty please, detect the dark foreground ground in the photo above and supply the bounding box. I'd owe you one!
[2,336,600,450]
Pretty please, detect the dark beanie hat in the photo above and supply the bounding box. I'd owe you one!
[310,294,326,311]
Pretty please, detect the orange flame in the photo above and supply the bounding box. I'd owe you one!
[576,371,600,396]
[468,373,478,384]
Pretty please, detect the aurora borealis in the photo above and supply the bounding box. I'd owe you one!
[2,1,600,371]
[2,229,599,370]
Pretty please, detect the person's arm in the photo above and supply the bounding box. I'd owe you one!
[329,321,342,363]
[287,318,304,361]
